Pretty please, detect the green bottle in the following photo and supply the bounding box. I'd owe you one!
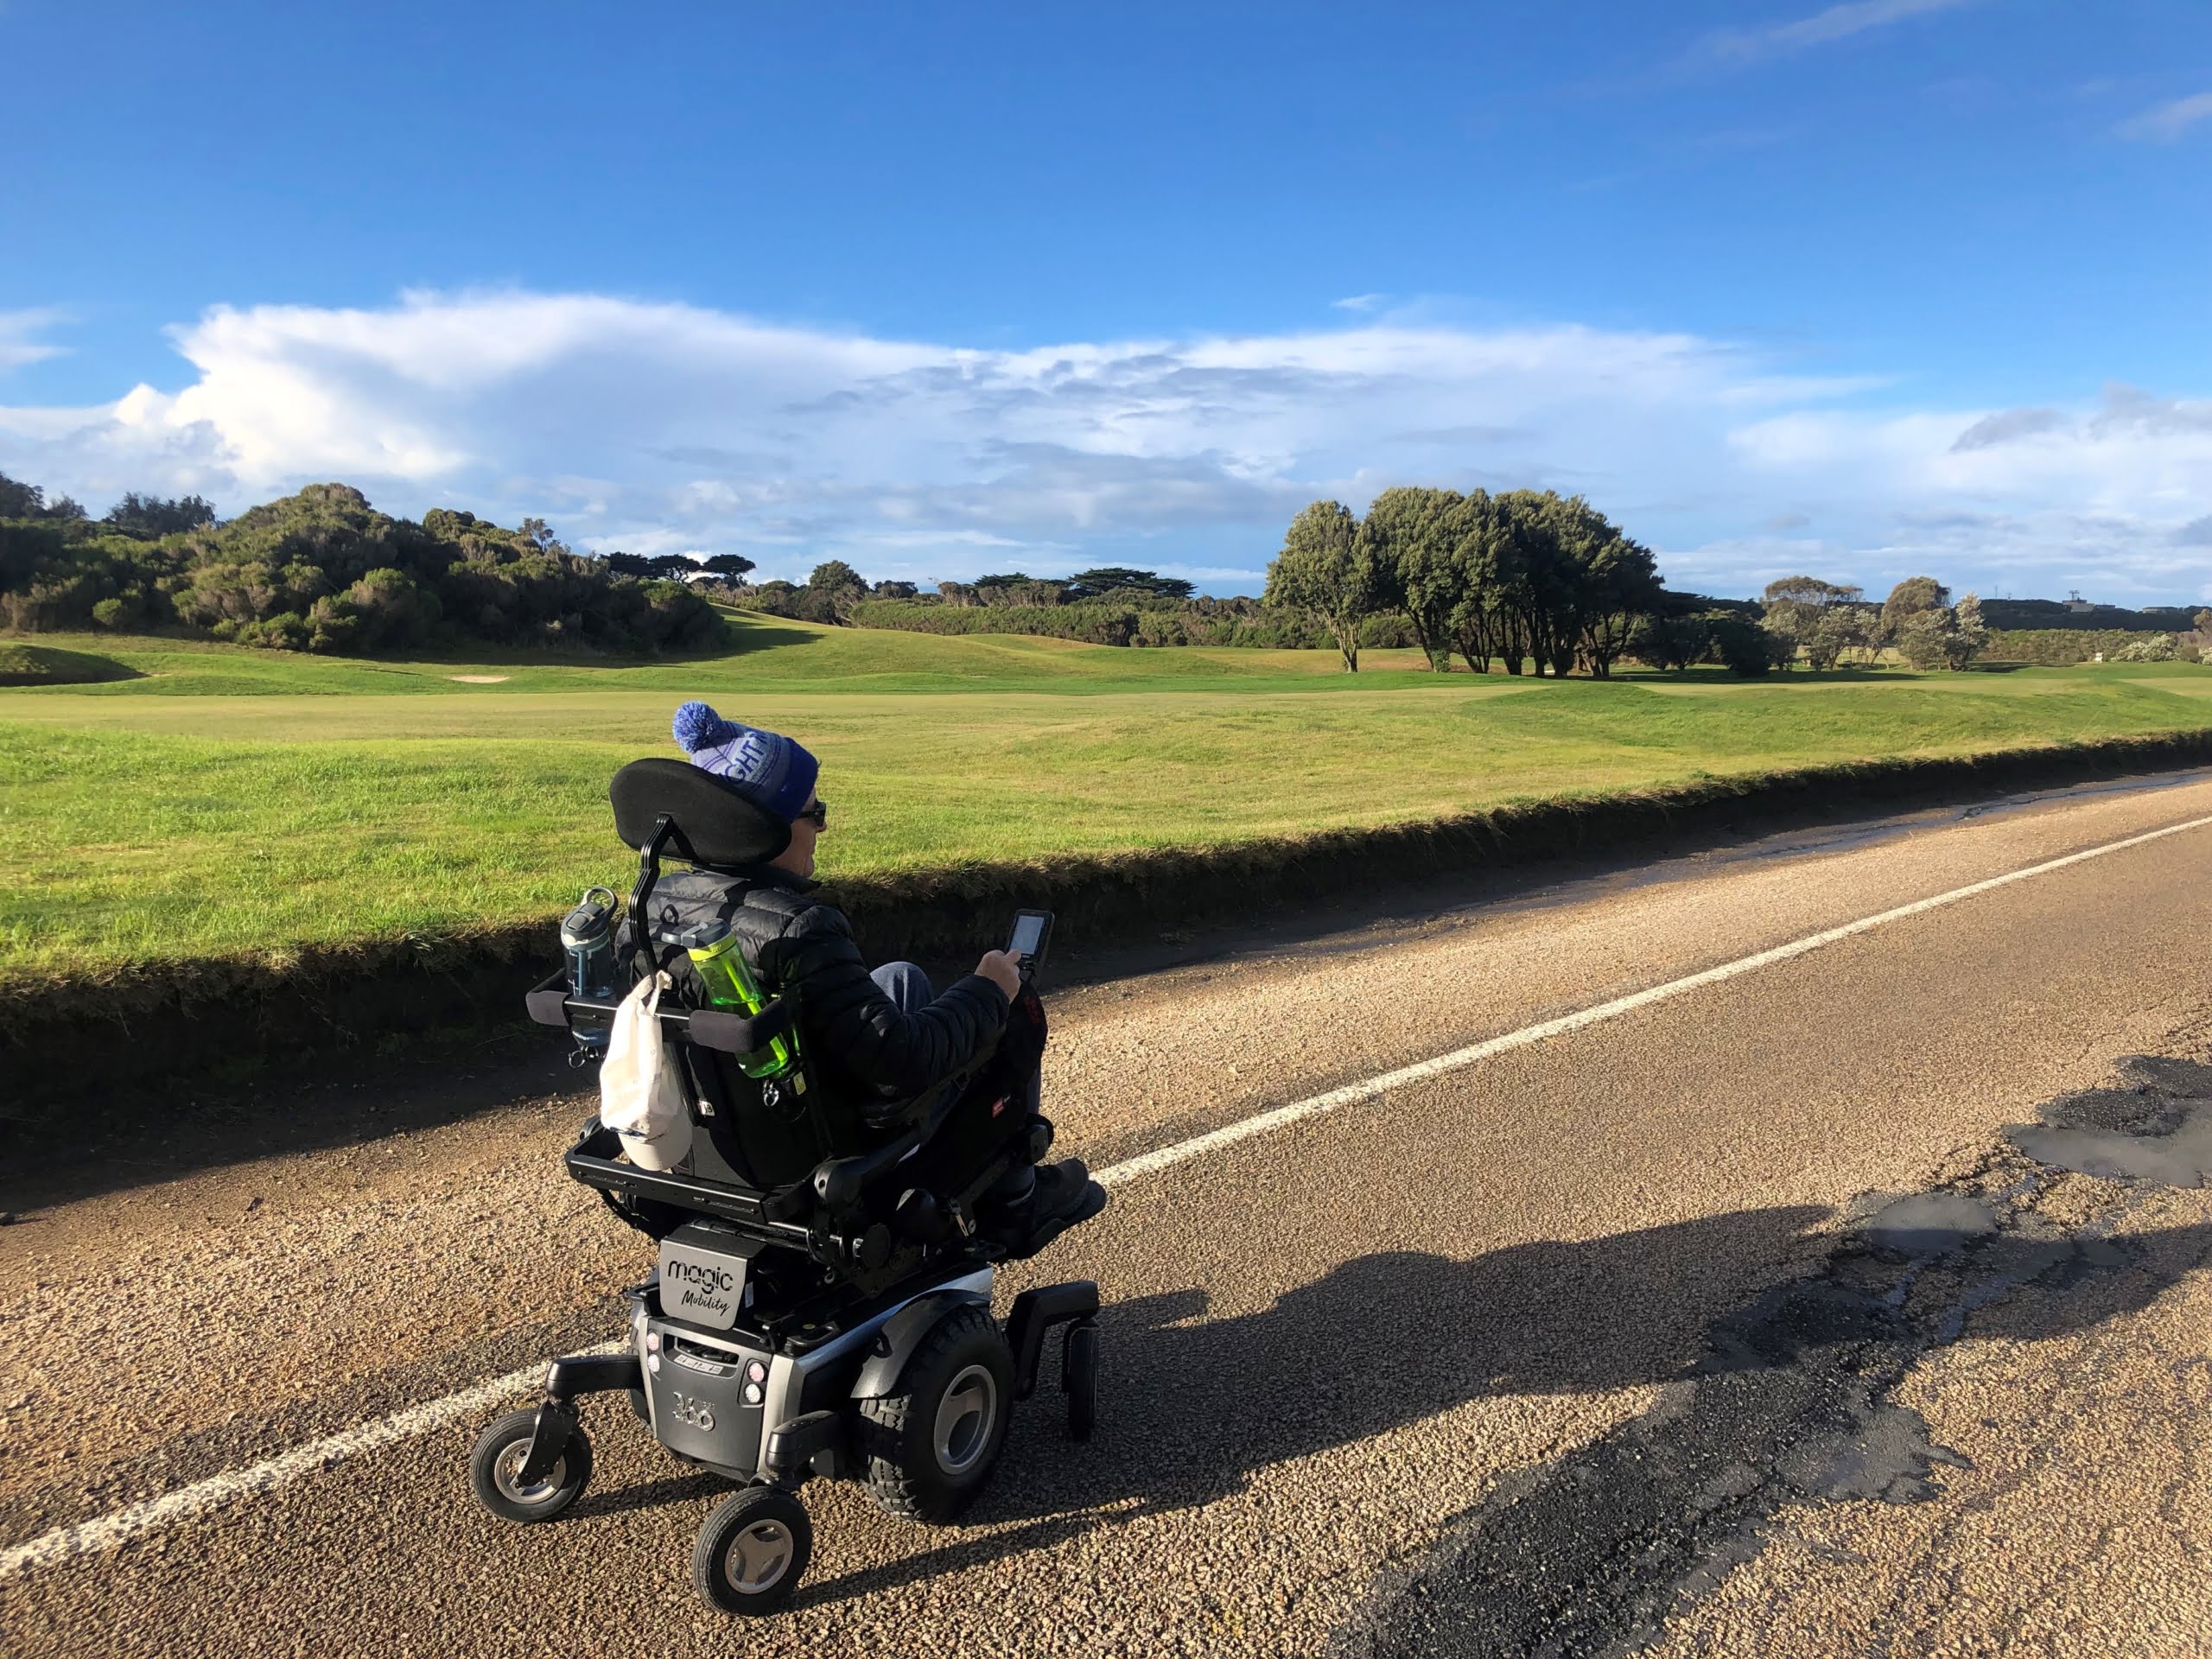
[683,922,804,1084]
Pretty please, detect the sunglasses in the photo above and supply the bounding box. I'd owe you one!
[794,798,829,829]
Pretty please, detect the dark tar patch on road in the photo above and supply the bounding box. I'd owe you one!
[1329,1052,2212,1659]
[2007,1055,2212,1189]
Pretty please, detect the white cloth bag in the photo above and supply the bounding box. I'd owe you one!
[600,970,692,1171]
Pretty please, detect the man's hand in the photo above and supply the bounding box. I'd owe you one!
[975,950,1023,1002]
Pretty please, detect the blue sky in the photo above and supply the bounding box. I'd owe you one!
[3,0,2208,601]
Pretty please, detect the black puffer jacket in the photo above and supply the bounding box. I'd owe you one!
[645,864,1008,1109]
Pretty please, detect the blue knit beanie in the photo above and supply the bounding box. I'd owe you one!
[671,701,821,824]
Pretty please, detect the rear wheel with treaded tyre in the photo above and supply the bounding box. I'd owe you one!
[693,1485,812,1615]
[469,1408,593,1523]
[860,1303,1014,1522]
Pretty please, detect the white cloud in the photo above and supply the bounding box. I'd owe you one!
[1331,294,1389,314]
[1707,0,1978,60]
[0,289,2207,601]
[0,308,71,373]
[1722,384,2212,597]
[2118,91,2212,143]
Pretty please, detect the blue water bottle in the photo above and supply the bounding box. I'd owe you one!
[560,887,620,1048]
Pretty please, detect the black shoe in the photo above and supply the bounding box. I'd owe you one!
[982,1163,1037,1209]
[1001,1160,1108,1259]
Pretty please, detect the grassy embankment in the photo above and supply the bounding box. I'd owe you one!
[5,612,2212,995]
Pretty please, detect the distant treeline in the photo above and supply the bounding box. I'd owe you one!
[8,463,2202,675]
[1980,598,2204,633]
[850,595,1345,649]
[0,473,721,654]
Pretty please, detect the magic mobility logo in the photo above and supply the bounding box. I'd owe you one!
[658,1239,745,1330]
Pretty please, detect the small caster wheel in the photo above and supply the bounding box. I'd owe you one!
[694,1485,812,1616]
[1063,1319,1097,1443]
[470,1408,592,1522]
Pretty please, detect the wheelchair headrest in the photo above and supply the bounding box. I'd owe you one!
[609,758,792,868]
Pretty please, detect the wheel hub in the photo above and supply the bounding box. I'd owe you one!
[725,1519,794,1594]
[932,1363,999,1476]
[494,1442,564,1505]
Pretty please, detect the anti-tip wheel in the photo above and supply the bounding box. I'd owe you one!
[1063,1319,1098,1442]
[469,1408,592,1523]
[693,1486,813,1616]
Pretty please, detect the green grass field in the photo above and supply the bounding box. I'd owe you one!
[6,613,2212,990]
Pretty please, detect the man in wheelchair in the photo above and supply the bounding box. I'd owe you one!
[481,702,1109,1613]
[659,700,1107,1252]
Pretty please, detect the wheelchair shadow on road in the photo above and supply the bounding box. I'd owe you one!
[798,1198,2212,1610]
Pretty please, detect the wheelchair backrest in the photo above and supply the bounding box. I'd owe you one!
[603,759,874,1195]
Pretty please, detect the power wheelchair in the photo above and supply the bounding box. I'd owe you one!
[468,759,1102,1615]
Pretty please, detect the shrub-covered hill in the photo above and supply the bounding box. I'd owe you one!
[0,482,723,655]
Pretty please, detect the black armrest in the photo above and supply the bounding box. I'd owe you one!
[521,969,793,1056]
[685,999,794,1054]
[810,1086,965,1210]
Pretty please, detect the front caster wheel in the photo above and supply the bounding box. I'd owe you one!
[470,1408,592,1523]
[693,1486,812,1616]
[1063,1319,1097,1442]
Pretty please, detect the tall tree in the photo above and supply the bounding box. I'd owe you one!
[0,470,84,521]
[1881,575,1950,639]
[1803,603,1875,671]
[1265,500,1381,671]
[1545,494,1659,678]
[805,558,867,623]
[1358,486,1460,670]
[1946,592,1988,669]
[700,553,755,579]
[1441,490,1501,674]
[1490,490,1591,676]
[1761,576,1862,670]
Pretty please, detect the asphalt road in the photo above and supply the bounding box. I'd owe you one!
[9,774,2212,1657]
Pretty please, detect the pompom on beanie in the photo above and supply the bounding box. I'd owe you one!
[672,701,820,824]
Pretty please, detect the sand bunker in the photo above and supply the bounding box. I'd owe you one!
[447,674,511,683]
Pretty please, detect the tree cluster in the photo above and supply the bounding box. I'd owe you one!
[1981,627,2202,667]
[849,592,1362,649]
[1748,575,1988,672]
[734,562,1219,636]
[728,559,875,625]
[603,550,756,583]
[1265,488,1663,674]
[0,472,723,655]
[0,472,218,539]
[929,567,1199,608]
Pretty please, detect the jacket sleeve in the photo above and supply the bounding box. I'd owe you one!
[765,904,1007,1097]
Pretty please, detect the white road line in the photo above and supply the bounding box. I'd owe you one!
[8,807,2210,1580]
[1096,810,2212,1188]
[0,1344,623,1579]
